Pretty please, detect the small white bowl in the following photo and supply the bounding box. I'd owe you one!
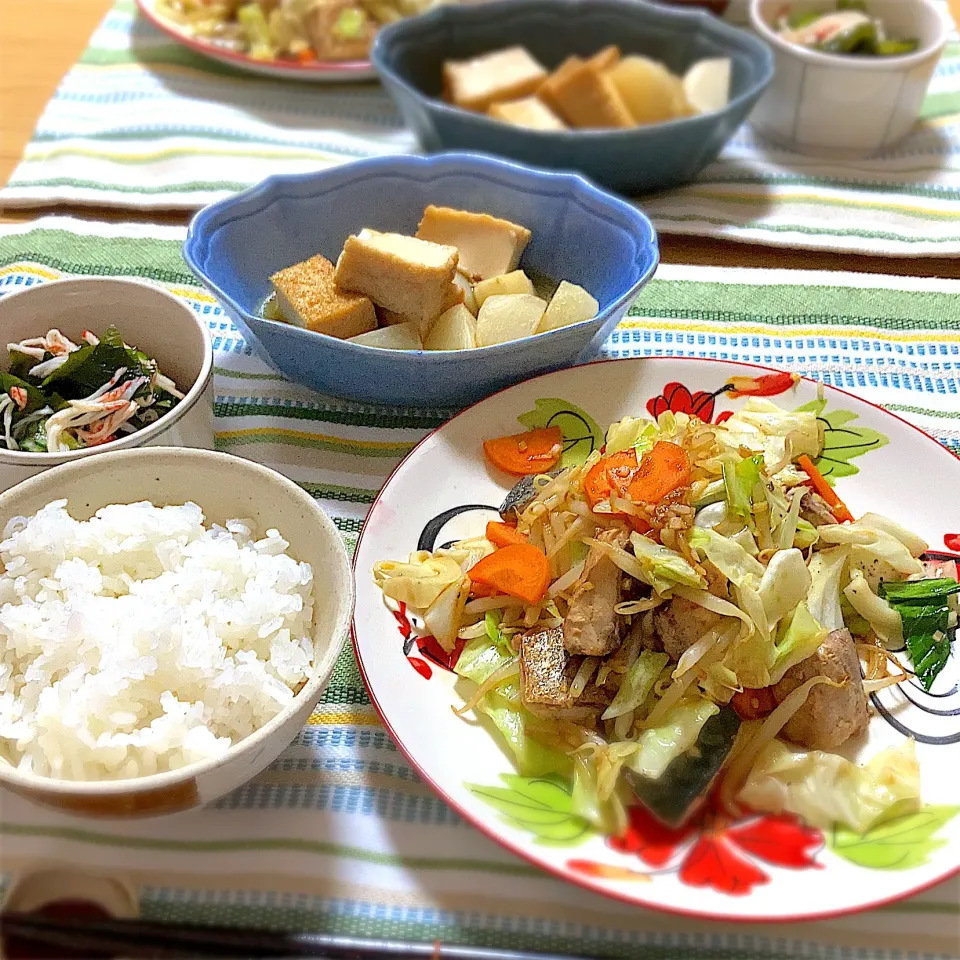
[0,447,354,818]
[749,0,948,157]
[0,278,215,489]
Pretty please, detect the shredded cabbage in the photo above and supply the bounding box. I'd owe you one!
[723,455,762,521]
[455,635,513,687]
[605,417,658,456]
[794,518,819,549]
[819,518,924,589]
[424,575,470,651]
[572,751,627,835]
[477,684,571,778]
[715,398,822,469]
[602,650,668,721]
[806,547,847,631]
[739,739,921,833]
[771,602,827,683]
[373,554,462,609]
[689,527,764,586]
[758,548,811,627]
[725,581,773,688]
[628,533,706,594]
[626,699,720,780]
[844,571,903,645]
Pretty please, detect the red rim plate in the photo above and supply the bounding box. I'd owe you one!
[136,0,374,79]
[351,356,960,925]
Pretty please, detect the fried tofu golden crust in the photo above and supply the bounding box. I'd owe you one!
[334,230,459,326]
[540,58,634,129]
[270,254,376,340]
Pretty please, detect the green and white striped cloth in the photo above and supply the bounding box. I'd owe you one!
[0,215,958,960]
[5,0,960,255]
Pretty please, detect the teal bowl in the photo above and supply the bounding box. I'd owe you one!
[370,0,773,195]
[183,153,659,409]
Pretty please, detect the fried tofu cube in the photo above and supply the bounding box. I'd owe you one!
[590,45,622,71]
[538,280,599,332]
[348,321,422,350]
[335,229,459,327]
[540,58,634,128]
[473,269,535,309]
[423,304,477,351]
[488,96,568,132]
[443,46,548,112]
[376,279,465,337]
[270,254,376,339]
[416,205,532,282]
[476,293,547,347]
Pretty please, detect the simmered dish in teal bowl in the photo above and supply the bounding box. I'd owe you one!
[370,0,774,195]
[183,153,659,408]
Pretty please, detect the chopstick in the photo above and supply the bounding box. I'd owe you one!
[0,912,591,960]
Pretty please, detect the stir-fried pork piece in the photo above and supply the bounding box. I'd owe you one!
[519,625,610,723]
[563,529,625,657]
[773,628,869,750]
[652,596,723,663]
[801,491,837,527]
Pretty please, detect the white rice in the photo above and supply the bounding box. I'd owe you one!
[0,499,315,781]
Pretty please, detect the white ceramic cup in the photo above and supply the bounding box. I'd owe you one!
[749,0,949,158]
[0,447,354,818]
[0,277,215,489]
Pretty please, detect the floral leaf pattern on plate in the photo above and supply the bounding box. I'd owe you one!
[467,775,593,846]
[828,804,960,869]
[796,398,889,481]
[517,399,603,468]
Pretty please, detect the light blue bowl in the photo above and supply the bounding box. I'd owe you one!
[183,153,658,408]
[370,0,774,196]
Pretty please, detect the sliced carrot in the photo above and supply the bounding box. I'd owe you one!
[626,515,652,535]
[486,521,529,548]
[468,543,551,605]
[731,686,779,721]
[797,454,854,524]
[483,427,564,476]
[626,441,690,505]
[470,581,498,599]
[584,449,638,510]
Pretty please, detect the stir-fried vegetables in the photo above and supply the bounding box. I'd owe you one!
[739,739,921,832]
[156,0,454,63]
[374,392,947,838]
[0,328,183,453]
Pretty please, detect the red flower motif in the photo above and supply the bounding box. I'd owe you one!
[726,816,823,869]
[393,602,464,677]
[610,803,696,867]
[607,800,824,897]
[679,834,770,896]
[647,382,718,423]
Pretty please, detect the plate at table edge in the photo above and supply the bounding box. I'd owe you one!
[136,0,377,82]
[352,356,960,923]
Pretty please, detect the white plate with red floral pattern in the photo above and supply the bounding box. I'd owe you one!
[352,357,960,922]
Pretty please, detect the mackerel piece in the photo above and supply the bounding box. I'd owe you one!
[499,470,562,521]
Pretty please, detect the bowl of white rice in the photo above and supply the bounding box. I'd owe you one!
[0,447,353,817]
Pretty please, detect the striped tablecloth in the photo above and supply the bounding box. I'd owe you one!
[0,215,958,960]
[4,1,960,256]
